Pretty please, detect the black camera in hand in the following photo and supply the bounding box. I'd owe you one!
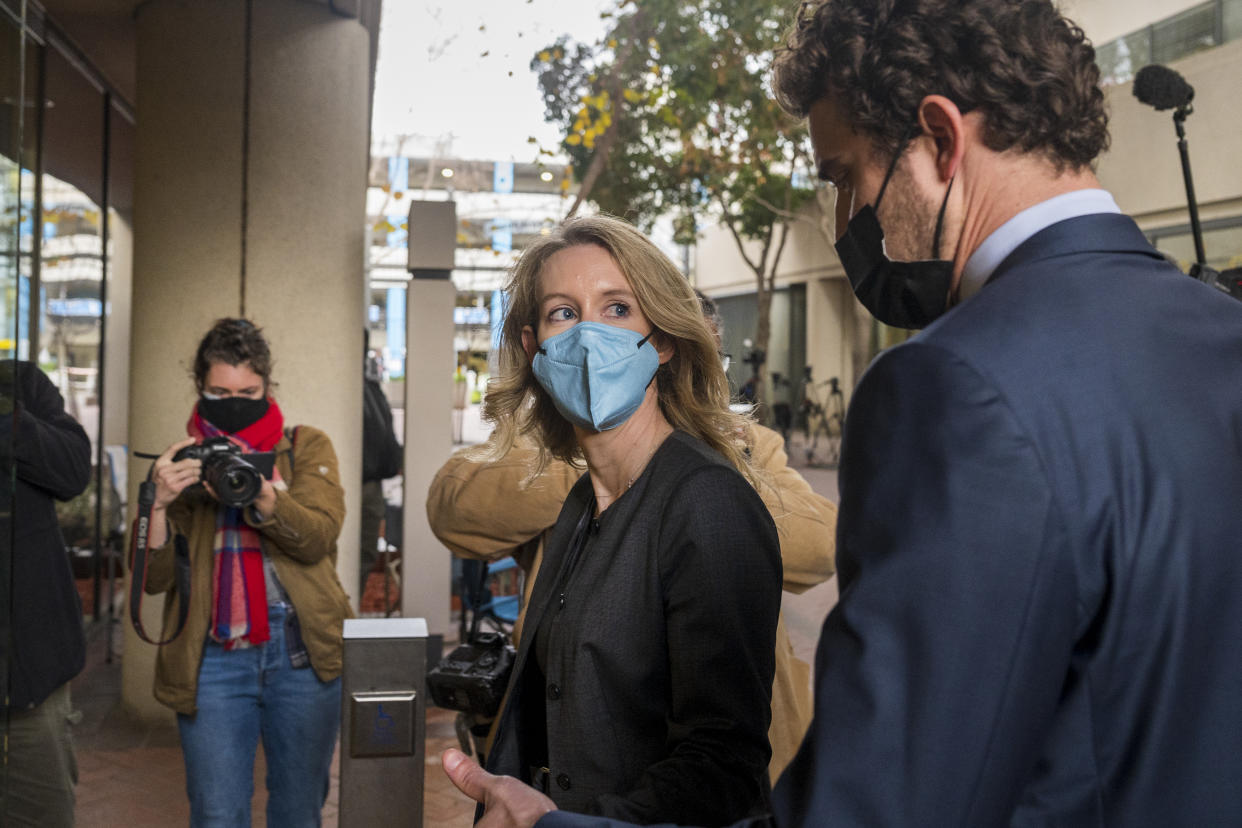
[427,632,515,718]
[173,436,274,508]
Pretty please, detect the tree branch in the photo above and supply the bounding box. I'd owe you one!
[750,192,820,228]
[716,193,766,280]
[565,9,647,218]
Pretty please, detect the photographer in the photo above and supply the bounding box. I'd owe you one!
[141,318,349,826]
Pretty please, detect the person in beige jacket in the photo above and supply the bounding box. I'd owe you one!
[427,294,837,783]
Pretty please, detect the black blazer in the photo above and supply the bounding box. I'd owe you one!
[536,215,1242,828]
[1,362,92,709]
[488,430,782,826]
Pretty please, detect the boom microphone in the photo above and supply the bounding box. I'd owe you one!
[1133,64,1194,111]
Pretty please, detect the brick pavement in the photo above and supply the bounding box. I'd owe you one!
[71,620,475,827]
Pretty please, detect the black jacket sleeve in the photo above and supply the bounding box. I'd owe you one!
[13,365,91,501]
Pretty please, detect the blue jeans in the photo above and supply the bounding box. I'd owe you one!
[177,603,341,827]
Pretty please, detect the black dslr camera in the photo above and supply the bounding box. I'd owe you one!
[173,436,274,508]
[427,632,515,718]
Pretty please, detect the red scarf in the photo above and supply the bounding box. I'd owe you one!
[188,398,285,647]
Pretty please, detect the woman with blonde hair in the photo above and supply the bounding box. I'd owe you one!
[478,214,782,826]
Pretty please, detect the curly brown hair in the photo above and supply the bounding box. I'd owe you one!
[192,318,275,393]
[772,0,1110,170]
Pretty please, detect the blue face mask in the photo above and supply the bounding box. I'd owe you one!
[532,322,660,432]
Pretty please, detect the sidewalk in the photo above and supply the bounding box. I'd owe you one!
[71,620,476,827]
[70,411,840,826]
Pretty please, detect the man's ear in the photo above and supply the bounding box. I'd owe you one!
[917,95,967,181]
[521,326,539,364]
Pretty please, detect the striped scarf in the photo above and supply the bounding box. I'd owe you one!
[188,398,284,648]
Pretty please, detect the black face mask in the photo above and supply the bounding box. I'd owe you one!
[834,132,955,330]
[198,396,269,434]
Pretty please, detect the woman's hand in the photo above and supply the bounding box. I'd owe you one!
[151,437,201,510]
[250,477,278,520]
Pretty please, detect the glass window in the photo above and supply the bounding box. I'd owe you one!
[1225,0,1242,42]
[1097,28,1152,87]
[1151,1,1219,65]
[40,43,110,620]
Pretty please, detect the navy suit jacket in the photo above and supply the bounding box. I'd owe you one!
[539,212,1242,828]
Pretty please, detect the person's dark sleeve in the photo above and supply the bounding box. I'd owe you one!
[12,367,91,500]
[772,342,1080,827]
[593,466,782,825]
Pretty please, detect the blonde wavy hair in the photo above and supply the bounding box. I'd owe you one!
[480,214,755,481]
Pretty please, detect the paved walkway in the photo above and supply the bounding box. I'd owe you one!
[70,414,840,826]
[72,620,477,827]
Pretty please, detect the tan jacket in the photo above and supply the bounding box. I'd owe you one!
[426,424,837,782]
[143,426,352,715]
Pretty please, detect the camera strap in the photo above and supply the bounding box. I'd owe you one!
[128,476,192,645]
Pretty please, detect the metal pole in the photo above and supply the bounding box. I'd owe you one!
[1173,108,1207,267]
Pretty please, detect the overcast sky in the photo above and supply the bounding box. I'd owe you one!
[371,0,615,162]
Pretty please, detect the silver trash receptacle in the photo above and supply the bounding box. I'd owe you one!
[340,617,427,827]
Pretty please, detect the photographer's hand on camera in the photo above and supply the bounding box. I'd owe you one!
[148,437,201,548]
[247,476,278,520]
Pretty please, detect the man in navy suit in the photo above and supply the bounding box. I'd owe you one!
[442,1,1242,825]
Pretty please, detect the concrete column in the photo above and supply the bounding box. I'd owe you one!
[123,0,370,721]
[805,276,855,399]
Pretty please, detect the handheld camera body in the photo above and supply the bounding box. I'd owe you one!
[173,436,273,508]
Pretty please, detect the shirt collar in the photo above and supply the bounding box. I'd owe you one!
[957,189,1122,303]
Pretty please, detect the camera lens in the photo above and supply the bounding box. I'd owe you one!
[202,453,262,508]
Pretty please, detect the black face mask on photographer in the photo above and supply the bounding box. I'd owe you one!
[834,130,956,330]
[198,394,269,434]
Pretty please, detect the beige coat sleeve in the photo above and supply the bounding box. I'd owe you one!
[749,423,838,593]
[244,427,346,565]
[425,439,582,561]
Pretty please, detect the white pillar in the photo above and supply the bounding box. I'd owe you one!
[400,200,458,639]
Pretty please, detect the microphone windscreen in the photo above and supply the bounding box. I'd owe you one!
[1133,64,1194,110]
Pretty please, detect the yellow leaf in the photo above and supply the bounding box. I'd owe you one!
[566,134,582,146]
[537,50,551,62]
[607,38,618,49]
[623,88,642,103]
